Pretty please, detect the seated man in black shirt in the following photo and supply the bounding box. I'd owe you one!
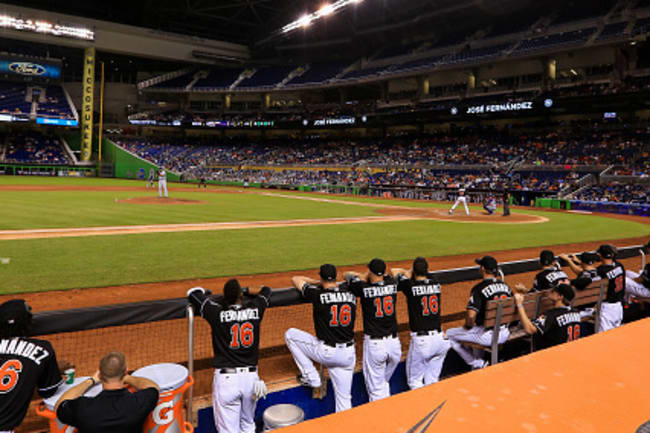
[56,352,159,433]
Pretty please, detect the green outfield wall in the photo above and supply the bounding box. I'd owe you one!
[102,138,180,181]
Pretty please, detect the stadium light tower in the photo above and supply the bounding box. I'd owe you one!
[319,4,335,16]
[280,0,364,34]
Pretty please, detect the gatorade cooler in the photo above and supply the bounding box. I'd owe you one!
[132,363,194,433]
[263,404,304,431]
[36,377,102,433]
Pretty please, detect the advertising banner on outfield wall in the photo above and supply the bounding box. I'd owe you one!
[81,47,95,162]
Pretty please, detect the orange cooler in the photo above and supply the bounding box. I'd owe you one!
[36,377,103,433]
[132,363,194,433]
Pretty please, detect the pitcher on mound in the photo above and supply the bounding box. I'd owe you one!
[449,188,470,216]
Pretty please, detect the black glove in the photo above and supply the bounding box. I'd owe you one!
[241,286,250,296]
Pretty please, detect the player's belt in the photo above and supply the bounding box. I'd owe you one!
[323,341,354,348]
[368,333,398,340]
[414,330,440,336]
[218,366,257,374]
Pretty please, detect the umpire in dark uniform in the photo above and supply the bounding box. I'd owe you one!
[502,190,511,216]
[55,352,159,433]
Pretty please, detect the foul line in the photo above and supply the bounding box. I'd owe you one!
[0,216,423,240]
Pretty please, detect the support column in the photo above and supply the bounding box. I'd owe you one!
[263,93,271,112]
[466,69,476,97]
[417,76,429,100]
[543,58,556,90]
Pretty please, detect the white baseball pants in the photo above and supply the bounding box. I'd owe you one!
[362,335,401,401]
[285,328,356,412]
[446,325,510,369]
[405,331,451,389]
[598,302,623,332]
[625,270,650,302]
[450,196,469,215]
[158,179,168,197]
[212,369,258,433]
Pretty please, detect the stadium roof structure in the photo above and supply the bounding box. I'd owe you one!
[0,0,606,60]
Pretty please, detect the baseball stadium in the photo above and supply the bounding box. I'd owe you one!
[0,0,650,432]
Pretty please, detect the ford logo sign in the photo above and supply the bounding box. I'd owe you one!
[9,62,46,76]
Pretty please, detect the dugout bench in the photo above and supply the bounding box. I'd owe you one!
[462,280,606,365]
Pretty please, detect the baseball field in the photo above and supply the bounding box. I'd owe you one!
[1,176,648,297]
[2,175,649,431]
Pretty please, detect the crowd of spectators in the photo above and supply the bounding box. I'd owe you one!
[2,131,71,165]
[195,166,579,193]
[116,127,647,174]
[575,182,649,204]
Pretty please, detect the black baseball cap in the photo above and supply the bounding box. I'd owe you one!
[579,252,598,265]
[223,279,242,304]
[319,264,337,281]
[475,256,498,272]
[0,299,32,326]
[571,275,592,290]
[368,258,386,276]
[540,250,555,266]
[413,257,429,276]
[597,244,616,259]
[553,283,575,302]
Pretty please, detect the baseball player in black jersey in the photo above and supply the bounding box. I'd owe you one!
[513,250,570,294]
[392,257,451,389]
[595,244,626,332]
[188,279,271,433]
[285,264,357,413]
[0,300,63,433]
[559,252,599,283]
[344,258,400,402]
[532,250,570,291]
[446,256,513,369]
[514,284,582,350]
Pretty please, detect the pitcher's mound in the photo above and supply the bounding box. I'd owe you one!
[117,197,206,205]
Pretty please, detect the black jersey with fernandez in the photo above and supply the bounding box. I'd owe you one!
[348,276,398,337]
[533,306,583,350]
[396,274,442,332]
[188,287,271,368]
[467,279,513,326]
[302,283,357,344]
[0,337,62,430]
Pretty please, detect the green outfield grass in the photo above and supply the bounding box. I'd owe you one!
[0,176,648,294]
[1,210,648,294]
[0,190,380,229]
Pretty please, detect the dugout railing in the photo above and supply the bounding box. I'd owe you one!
[27,245,646,426]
